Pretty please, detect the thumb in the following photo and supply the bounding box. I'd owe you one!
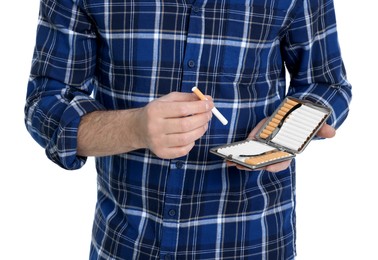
[316,123,336,139]
[159,92,200,102]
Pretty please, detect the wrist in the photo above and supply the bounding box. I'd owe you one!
[123,107,147,151]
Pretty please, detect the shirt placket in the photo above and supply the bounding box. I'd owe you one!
[181,1,203,92]
[159,2,204,259]
[159,159,186,260]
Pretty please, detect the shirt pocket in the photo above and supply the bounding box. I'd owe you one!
[216,4,288,84]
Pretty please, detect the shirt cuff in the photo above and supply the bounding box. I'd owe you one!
[45,95,105,170]
[287,82,352,130]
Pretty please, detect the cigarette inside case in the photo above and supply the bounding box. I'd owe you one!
[242,150,292,166]
[257,97,330,152]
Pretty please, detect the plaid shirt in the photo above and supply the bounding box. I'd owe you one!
[25,0,352,259]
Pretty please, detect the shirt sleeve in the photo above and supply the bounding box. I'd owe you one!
[24,0,104,170]
[283,0,352,129]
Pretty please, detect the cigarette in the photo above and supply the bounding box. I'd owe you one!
[191,86,228,125]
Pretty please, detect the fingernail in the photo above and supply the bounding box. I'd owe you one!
[205,101,211,110]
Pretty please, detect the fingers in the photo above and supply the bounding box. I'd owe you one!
[225,161,251,171]
[316,123,336,138]
[145,97,213,137]
[152,141,196,160]
[264,159,292,172]
[148,123,209,159]
[163,121,210,147]
[159,91,214,104]
[247,118,269,139]
[155,100,213,119]
[163,110,212,134]
[157,92,214,118]
[139,93,214,159]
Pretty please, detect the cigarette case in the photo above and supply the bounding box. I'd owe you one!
[210,97,332,169]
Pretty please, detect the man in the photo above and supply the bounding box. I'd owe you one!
[25,0,352,259]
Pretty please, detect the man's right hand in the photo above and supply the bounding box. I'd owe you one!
[135,92,214,159]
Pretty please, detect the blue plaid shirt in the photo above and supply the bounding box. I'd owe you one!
[25,0,352,259]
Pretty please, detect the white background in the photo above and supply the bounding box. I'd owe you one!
[0,1,376,259]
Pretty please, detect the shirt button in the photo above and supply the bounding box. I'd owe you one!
[168,209,176,217]
[176,161,184,169]
[192,6,200,13]
[187,60,196,68]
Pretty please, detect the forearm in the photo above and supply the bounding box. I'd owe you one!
[77,109,144,157]
[284,0,352,129]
